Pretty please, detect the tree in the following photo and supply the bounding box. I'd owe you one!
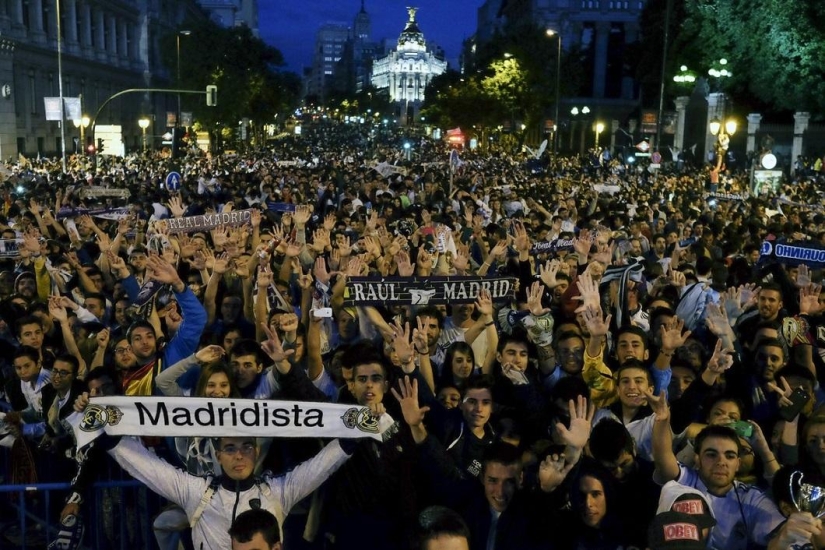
[636,0,825,115]
[161,21,301,144]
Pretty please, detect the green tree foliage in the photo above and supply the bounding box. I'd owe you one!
[423,21,578,142]
[161,22,301,132]
[637,0,825,114]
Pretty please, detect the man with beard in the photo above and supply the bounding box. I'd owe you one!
[14,271,39,302]
[734,283,787,345]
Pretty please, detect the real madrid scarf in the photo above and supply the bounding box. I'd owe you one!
[759,239,825,270]
[599,260,645,328]
[67,396,394,449]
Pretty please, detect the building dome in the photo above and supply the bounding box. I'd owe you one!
[398,7,425,50]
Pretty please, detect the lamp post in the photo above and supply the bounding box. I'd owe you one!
[138,118,150,152]
[709,116,737,168]
[595,122,605,149]
[73,115,90,154]
[546,29,562,155]
[176,30,191,127]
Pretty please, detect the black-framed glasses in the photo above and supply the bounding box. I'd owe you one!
[52,369,74,378]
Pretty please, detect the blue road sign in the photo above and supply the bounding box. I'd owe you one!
[165,171,181,191]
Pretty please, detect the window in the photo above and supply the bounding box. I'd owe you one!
[28,70,36,115]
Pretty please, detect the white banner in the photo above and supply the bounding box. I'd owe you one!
[67,396,392,449]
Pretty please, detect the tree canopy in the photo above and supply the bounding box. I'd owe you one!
[161,22,301,132]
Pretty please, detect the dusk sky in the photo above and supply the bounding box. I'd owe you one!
[259,0,482,73]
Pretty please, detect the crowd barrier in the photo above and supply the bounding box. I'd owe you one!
[0,443,164,549]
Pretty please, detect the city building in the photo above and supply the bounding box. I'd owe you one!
[475,0,647,150]
[371,7,447,125]
[307,22,350,103]
[197,0,259,37]
[0,0,256,161]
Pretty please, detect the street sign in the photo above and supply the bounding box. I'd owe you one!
[165,171,182,191]
[636,140,650,152]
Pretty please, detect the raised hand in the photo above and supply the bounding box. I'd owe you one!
[706,339,734,374]
[513,221,531,254]
[195,345,226,364]
[96,328,110,350]
[526,281,550,316]
[416,248,433,271]
[452,248,470,273]
[250,208,262,229]
[539,259,560,289]
[575,271,600,313]
[555,395,595,449]
[796,264,812,288]
[167,196,186,218]
[390,376,430,429]
[645,387,669,421]
[767,376,795,408]
[48,295,69,323]
[475,289,494,318]
[323,213,336,231]
[413,316,429,355]
[260,322,295,366]
[581,305,611,339]
[146,254,183,287]
[800,283,825,316]
[573,229,592,258]
[212,252,229,275]
[659,316,691,353]
[391,321,415,366]
[257,265,274,288]
[538,453,576,493]
[293,205,312,226]
[704,303,730,336]
[313,256,333,286]
[395,250,414,277]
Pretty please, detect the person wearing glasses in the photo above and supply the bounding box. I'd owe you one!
[73,392,358,550]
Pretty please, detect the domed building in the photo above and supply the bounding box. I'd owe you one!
[371,7,447,125]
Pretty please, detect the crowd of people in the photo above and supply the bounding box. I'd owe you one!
[3,119,825,550]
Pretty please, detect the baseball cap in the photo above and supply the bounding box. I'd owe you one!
[656,481,717,529]
[647,511,706,549]
[670,493,716,529]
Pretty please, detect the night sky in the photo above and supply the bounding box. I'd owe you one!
[259,0,481,73]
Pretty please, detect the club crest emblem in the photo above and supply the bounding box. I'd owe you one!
[341,407,380,433]
[79,404,123,432]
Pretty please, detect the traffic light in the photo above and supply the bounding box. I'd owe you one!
[206,85,217,107]
[171,127,185,159]
[97,138,104,154]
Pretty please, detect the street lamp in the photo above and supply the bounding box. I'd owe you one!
[546,29,562,155]
[709,116,737,162]
[73,115,90,154]
[595,122,605,148]
[138,118,150,152]
[176,30,191,127]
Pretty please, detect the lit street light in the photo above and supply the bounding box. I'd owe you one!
[138,118,150,152]
[73,115,90,154]
[595,122,605,148]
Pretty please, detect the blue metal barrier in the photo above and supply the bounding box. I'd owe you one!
[0,479,164,550]
[0,440,167,550]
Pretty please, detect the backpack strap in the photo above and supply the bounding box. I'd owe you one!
[190,476,220,528]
